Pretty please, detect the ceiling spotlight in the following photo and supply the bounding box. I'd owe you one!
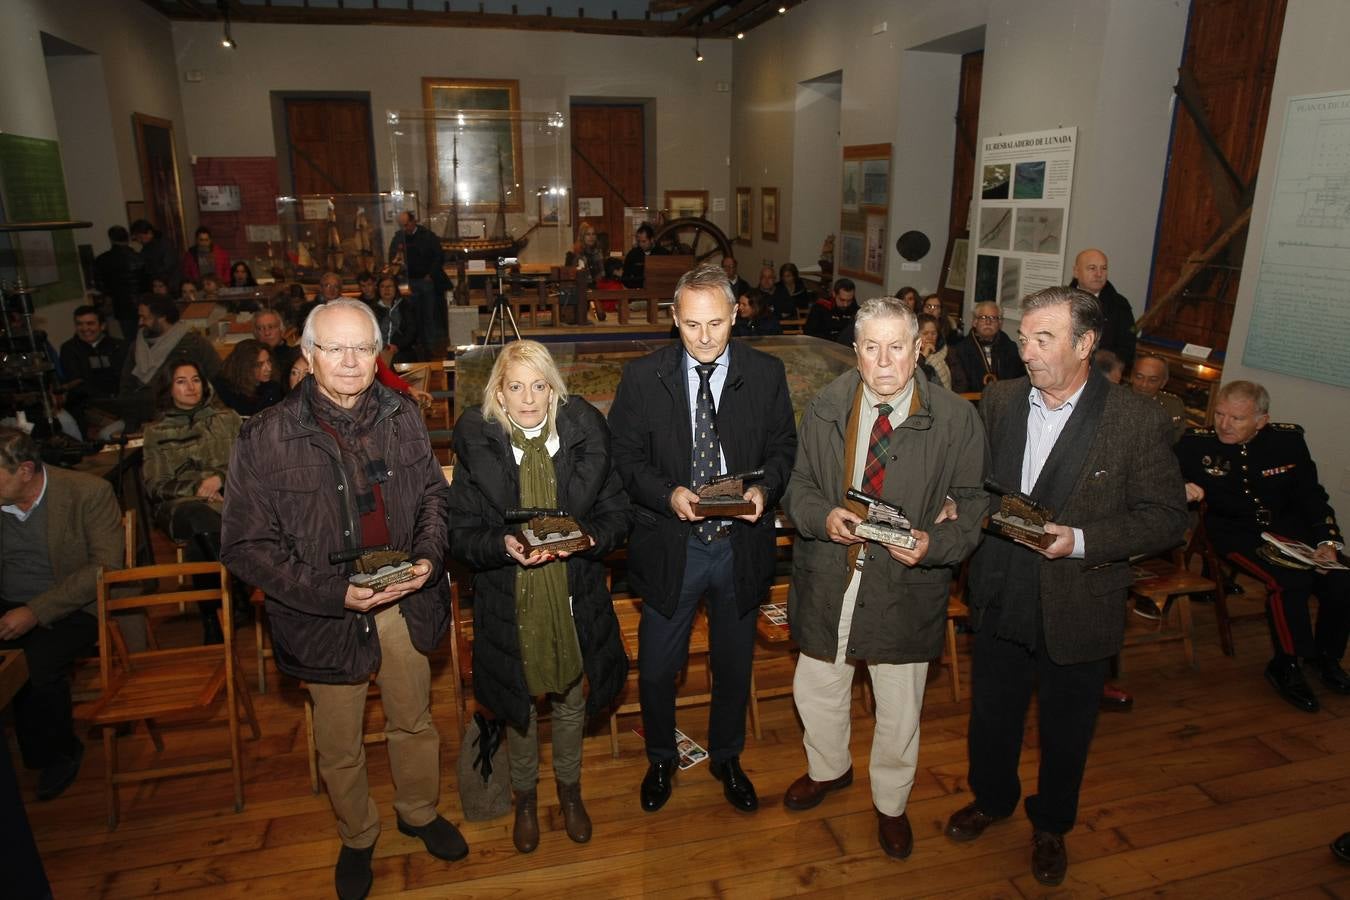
[778,5,787,13]
[218,0,237,49]
[736,31,745,39]
[694,31,703,61]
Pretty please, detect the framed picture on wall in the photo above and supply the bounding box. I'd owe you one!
[761,187,779,242]
[734,187,752,245]
[132,113,186,251]
[664,190,709,220]
[537,188,568,227]
[838,143,891,284]
[421,78,524,213]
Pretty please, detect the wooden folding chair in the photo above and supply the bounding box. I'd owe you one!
[77,561,260,829]
[1191,505,1267,656]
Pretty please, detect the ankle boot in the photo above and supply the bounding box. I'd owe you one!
[556,779,592,844]
[513,789,539,853]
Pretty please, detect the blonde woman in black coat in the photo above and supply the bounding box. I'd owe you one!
[447,340,630,854]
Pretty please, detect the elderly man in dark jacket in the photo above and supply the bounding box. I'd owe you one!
[943,286,1187,888]
[783,297,987,860]
[220,299,465,900]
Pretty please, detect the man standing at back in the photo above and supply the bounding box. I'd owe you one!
[388,211,445,352]
[608,262,797,815]
[944,286,1187,886]
[1069,248,1136,368]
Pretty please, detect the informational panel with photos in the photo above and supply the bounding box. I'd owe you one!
[972,126,1077,317]
[1245,89,1350,388]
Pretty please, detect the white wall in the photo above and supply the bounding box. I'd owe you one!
[1222,0,1350,515]
[46,55,125,258]
[170,21,734,242]
[789,76,842,269]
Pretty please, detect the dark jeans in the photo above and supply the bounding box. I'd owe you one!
[0,601,97,769]
[967,605,1108,835]
[638,536,757,765]
[1226,549,1350,660]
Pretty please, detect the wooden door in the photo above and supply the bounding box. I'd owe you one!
[939,51,983,317]
[570,104,645,256]
[284,98,376,196]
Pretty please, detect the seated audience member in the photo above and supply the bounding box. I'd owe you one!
[566,222,606,289]
[733,289,782,337]
[179,281,201,305]
[182,226,230,286]
[948,301,1026,393]
[1094,349,1125,384]
[804,278,859,341]
[105,295,221,431]
[215,339,283,416]
[285,355,311,394]
[1130,354,1186,443]
[252,307,298,381]
[230,261,258,288]
[355,271,389,333]
[622,223,666,289]
[916,313,951,389]
[93,225,145,342]
[142,358,242,644]
[772,263,813,320]
[59,305,127,433]
[1177,380,1349,713]
[380,274,423,364]
[200,274,224,303]
[149,277,172,298]
[595,258,625,292]
[447,339,631,853]
[921,293,963,346]
[894,286,920,313]
[722,256,750,302]
[0,426,123,800]
[756,264,777,298]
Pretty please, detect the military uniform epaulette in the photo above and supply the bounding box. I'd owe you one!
[1269,422,1304,434]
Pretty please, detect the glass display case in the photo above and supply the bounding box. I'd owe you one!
[273,191,417,284]
[387,109,568,269]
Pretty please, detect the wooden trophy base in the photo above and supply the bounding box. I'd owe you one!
[988,513,1055,549]
[350,562,418,590]
[850,520,918,549]
[520,527,592,555]
[693,499,756,518]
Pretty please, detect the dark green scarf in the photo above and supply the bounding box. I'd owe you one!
[510,421,582,696]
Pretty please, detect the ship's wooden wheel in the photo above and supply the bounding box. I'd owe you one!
[654,217,733,267]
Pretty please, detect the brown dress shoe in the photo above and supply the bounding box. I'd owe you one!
[1031,830,1068,886]
[556,779,592,844]
[944,802,1007,842]
[783,767,854,811]
[876,808,913,859]
[513,789,539,854]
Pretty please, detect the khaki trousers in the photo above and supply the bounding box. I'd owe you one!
[507,676,586,791]
[308,604,440,849]
[792,585,928,817]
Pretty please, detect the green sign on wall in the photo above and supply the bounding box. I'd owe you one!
[0,133,85,306]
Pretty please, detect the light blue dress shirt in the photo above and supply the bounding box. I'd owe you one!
[1022,381,1088,558]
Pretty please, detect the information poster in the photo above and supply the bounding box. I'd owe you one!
[1244,90,1350,388]
[972,126,1077,317]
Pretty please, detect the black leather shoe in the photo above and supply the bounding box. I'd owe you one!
[1031,830,1068,886]
[396,815,468,861]
[36,739,84,801]
[944,802,1007,842]
[1310,656,1350,695]
[335,843,375,900]
[640,759,676,813]
[1266,657,1319,712]
[710,756,758,812]
[1333,832,1350,863]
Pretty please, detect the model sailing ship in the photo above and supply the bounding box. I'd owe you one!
[439,134,527,261]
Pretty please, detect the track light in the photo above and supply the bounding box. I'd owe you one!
[218,1,237,49]
[694,33,703,61]
[778,5,787,13]
[736,31,745,39]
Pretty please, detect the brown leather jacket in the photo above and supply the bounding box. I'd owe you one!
[220,379,450,683]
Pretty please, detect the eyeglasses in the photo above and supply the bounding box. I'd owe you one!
[974,315,1001,323]
[311,342,378,360]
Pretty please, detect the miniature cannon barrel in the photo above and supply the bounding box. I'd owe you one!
[505,508,570,522]
[328,544,393,566]
[706,469,765,486]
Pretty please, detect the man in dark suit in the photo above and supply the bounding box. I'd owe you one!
[949,301,1025,393]
[609,262,797,814]
[943,286,1187,886]
[1069,248,1137,368]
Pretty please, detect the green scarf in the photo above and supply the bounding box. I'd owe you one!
[510,421,583,696]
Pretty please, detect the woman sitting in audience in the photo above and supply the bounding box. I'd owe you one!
[379,274,422,363]
[733,289,782,337]
[916,312,952,389]
[285,355,310,393]
[142,357,242,644]
[894,285,920,312]
[770,262,812,319]
[230,261,257,288]
[447,339,630,855]
[214,338,283,416]
[566,222,606,289]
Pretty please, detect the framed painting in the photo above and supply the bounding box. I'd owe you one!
[734,187,752,245]
[664,189,709,220]
[132,113,186,250]
[761,187,779,242]
[421,78,524,213]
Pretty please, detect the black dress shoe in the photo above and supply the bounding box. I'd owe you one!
[1031,830,1068,886]
[335,843,375,900]
[1310,656,1350,694]
[944,802,1007,842]
[36,739,84,801]
[1333,832,1350,863]
[640,759,676,813]
[710,756,758,812]
[396,814,468,861]
[1266,657,1319,713]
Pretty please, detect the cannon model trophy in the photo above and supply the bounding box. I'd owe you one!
[985,480,1055,549]
[845,487,918,549]
[507,507,592,555]
[330,544,419,590]
[692,469,765,519]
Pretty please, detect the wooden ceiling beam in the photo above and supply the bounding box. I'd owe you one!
[665,0,726,33]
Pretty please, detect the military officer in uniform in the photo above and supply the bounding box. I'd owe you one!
[1177,380,1349,712]
[1130,354,1186,443]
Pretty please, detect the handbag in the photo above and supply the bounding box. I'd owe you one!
[456,711,511,821]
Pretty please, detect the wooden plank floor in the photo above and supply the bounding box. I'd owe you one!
[14,591,1350,898]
